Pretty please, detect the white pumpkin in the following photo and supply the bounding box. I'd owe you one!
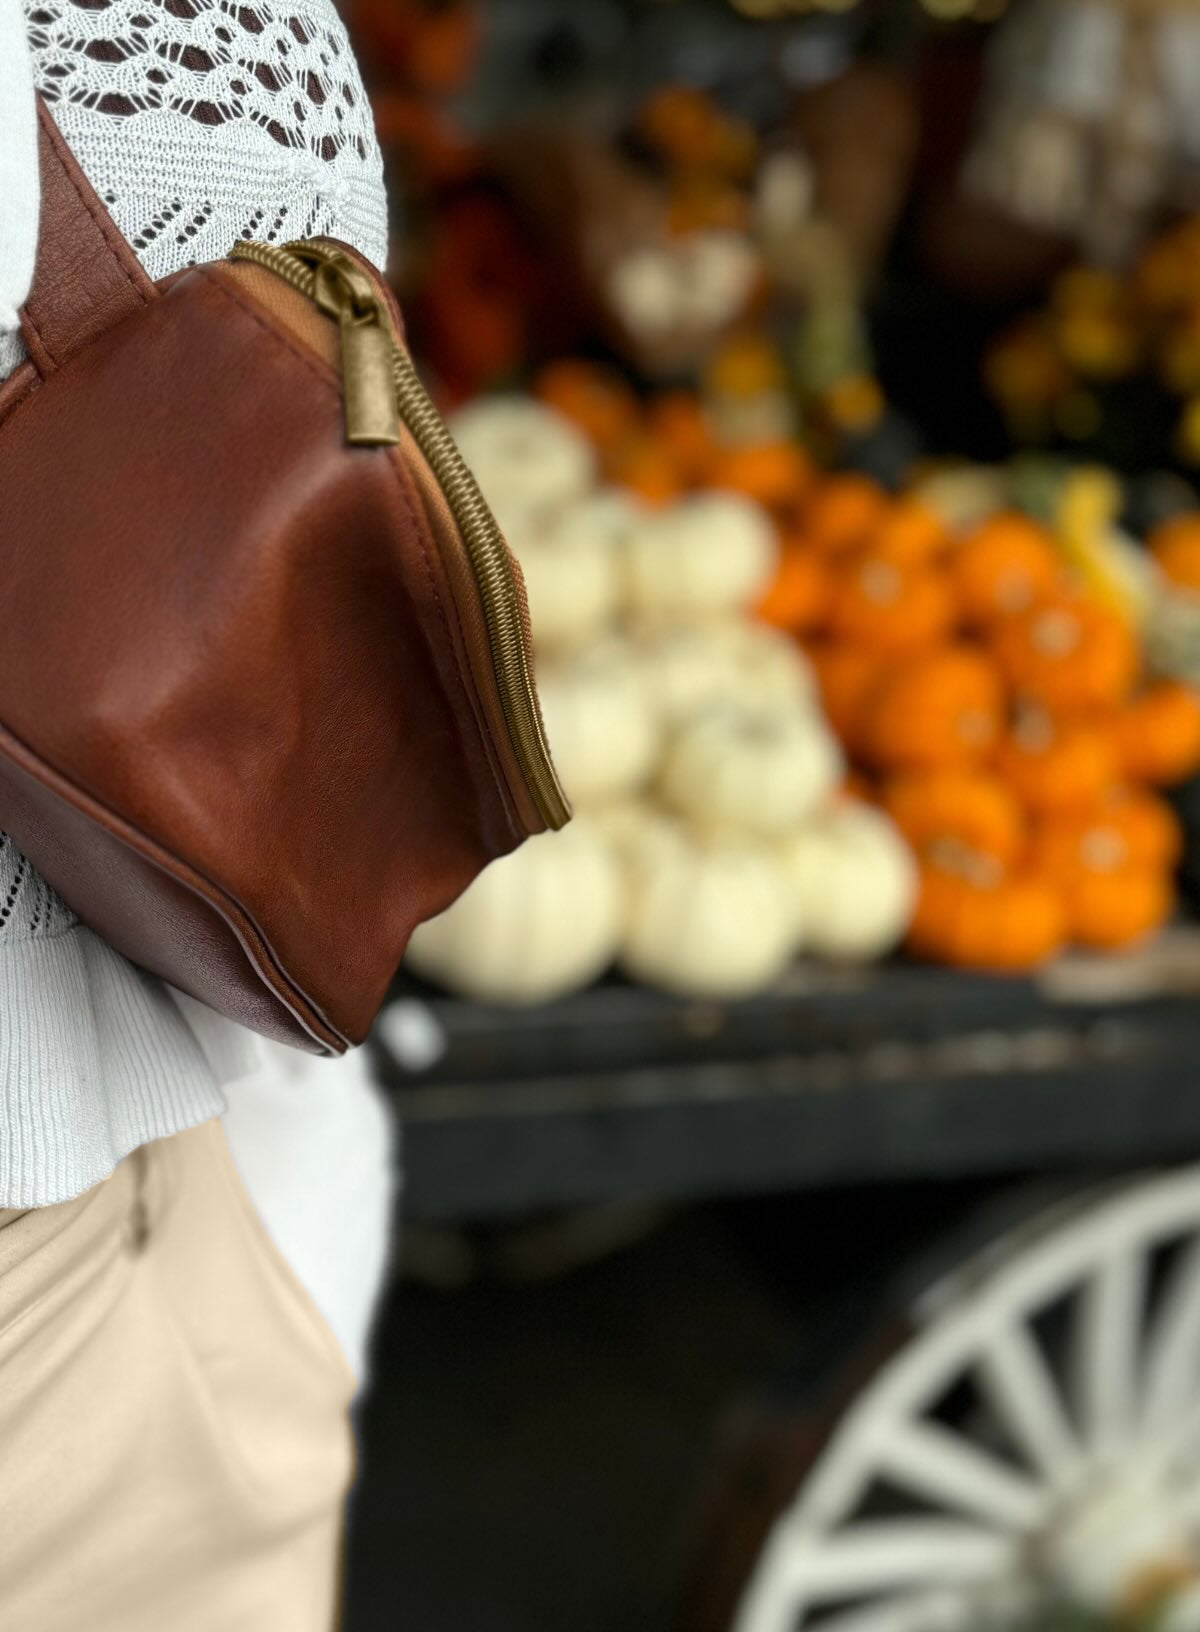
[537,641,660,805]
[634,618,814,731]
[659,703,843,837]
[778,801,917,962]
[539,487,644,553]
[449,396,595,517]
[589,798,679,866]
[703,619,817,713]
[620,827,794,998]
[406,818,622,1005]
[633,624,741,730]
[607,231,761,342]
[679,231,762,331]
[624,492,778,621]
[510,489,640,653]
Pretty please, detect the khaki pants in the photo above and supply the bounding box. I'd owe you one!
[0,1119,357,1631]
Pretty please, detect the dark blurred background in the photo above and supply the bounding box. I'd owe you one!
[338,5,1200,1628]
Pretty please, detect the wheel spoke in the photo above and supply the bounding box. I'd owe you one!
[1070,1247,1145,1454]
[976,1324,1083,1488]
[1161,1582,1200,1632]
[873,1418,1048,1532]
[1143,1238,1200,1436]
[786,1588,965,1632]
[1156,1406,1200,1517]
[757,1519,1014,1603]
[733,1179,1200,1632]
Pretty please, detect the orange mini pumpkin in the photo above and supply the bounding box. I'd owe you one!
[994,710,1119,814]
[828,556,956,653]
[808,643,887,752]
[636,86,755,178]
[951,513,1062,625]
[1030,796,1177,949]
[861,645,1007,772]
[870,498,949,569]
[908,857,1066,972]
[355,1,482,96]
[1032,788,1182,875]
[990,595,1139,714]
[709,441,813,515]
[647,393,720,484]
[534,360,641,452]
[1065,868,1173,950]
[604,436,686,508]
[1115,681,1200,786]
[804,474,891,557]
[1149,513,1200,591]
[755,543,832,635]
[883,768,1026,867]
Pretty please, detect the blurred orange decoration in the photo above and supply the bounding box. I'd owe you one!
[1150,513,1200,591]
[349,0,480,183]
[636,88,758,185]
[349,0,481,95]
[416,195,547,400]
[530,358,1200,971]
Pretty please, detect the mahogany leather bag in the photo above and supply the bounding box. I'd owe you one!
[0,104,569,1055]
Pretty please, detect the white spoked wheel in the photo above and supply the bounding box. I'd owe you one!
[733,1169,1200,1632]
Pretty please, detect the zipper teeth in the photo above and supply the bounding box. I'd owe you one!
[229,240,569,830]
[388,348,569,829]
[232,239,319,301]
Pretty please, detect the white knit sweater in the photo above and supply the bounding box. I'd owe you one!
[0,0,389,1207]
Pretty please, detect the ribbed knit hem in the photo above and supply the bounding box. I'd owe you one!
[0,926,230,1207]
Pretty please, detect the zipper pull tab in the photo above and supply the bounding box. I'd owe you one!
[337,317,401,447]
[311,256,401,448]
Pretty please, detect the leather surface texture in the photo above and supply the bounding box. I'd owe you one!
[0,103,539,1053]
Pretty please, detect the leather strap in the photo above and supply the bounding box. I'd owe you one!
[19,99,155,378]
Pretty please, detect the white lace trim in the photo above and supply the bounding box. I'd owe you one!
[24,0,388,278]
[0,835,76,940]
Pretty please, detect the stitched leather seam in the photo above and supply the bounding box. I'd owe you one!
[17,306,52,370]
[16,294,149,390]
[0,717,347,1053]
[0,371,43,444]
[194,264,343,392]
[28,115,152,369]
[45,136,150,308]
[200,264,522,841]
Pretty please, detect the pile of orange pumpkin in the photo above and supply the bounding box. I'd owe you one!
[533,358,1200,972]
[762,489,1200,971]
[534,355,810,515]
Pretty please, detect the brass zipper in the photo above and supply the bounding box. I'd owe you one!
[230,239,570,831]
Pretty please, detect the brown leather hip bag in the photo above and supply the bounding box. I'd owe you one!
[0,103,568,1055]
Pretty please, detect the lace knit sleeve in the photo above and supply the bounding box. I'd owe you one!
[24,0,388,278]
[0,0,388,945]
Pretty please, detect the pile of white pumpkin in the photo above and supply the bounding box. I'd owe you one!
[407,397,917,1006]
